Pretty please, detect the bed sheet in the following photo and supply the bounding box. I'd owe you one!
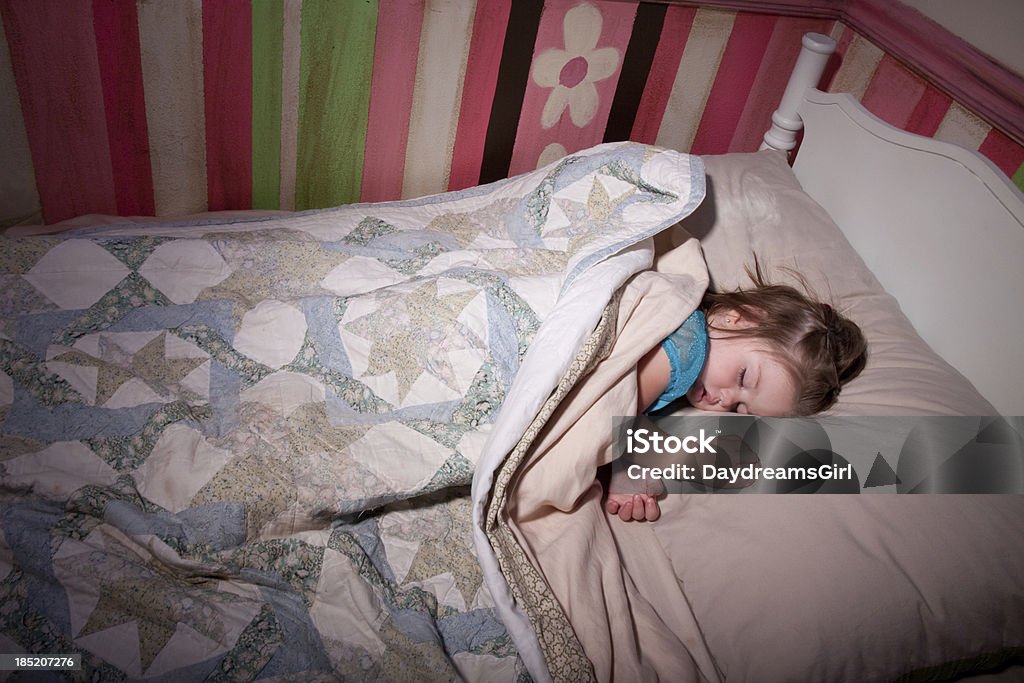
[481,238,717,682]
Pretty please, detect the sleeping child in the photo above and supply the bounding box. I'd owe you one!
[607,265,867,521]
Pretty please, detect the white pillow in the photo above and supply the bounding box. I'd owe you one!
[671,150,997,416]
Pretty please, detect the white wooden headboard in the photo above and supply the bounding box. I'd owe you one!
[765,34,1024,415]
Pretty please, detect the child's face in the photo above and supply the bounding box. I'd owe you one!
[685,310,798,416]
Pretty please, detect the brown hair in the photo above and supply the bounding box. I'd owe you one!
[701,263,867,415]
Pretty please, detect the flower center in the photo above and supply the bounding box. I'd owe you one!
[559,56,589,88]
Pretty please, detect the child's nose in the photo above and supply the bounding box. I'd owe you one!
[719,388,738,410]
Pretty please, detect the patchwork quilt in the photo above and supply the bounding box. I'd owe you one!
[0,142,705,680]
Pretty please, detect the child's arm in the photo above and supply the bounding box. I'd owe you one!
[602,349,671,522]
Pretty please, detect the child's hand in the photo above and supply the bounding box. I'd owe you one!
[603,461,665,522]
[605,492,661,522]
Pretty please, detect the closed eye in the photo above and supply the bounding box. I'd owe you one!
[738,367,747,388]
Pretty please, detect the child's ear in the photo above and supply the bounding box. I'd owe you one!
[710,307,754,330]
[712,307,760,330]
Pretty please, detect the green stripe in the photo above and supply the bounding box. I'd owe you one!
[296,0,377,209]
[1013,161,1024,194]
[252,0,284,210]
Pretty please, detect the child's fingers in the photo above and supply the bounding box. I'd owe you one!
[631,495,646,521]
[643,495,661,521]
[606,494,659,522]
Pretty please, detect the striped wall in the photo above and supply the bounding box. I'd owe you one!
[827,25,1024,188]
[0,0,1021,226]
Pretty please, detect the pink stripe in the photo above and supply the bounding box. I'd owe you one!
[629,5,695,145]
[978,128,1024,179]
[361,0,426,202]
[861,54,926,129]
[92,0,154,216]
[508,0,637,176]
[689,13,776,156]
[447,0,512,192]
[729,16,831,153]
[905,84,951,138]
[1,0,116,223]
[203,0,253,211]
[845,0,1024,153]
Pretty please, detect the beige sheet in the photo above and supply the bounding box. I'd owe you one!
[496,237,720,682]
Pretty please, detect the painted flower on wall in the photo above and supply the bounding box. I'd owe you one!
[532,3,620,129]
[537,142,569,168]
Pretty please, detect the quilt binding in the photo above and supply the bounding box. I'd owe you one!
[483,289,622,683]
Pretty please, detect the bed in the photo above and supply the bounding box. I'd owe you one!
[1,31,1022,682]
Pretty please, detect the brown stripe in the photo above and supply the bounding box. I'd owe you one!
[603,2,667,143]
[478,0,543,185]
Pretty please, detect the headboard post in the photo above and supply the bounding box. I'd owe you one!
[761,32,837,154]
